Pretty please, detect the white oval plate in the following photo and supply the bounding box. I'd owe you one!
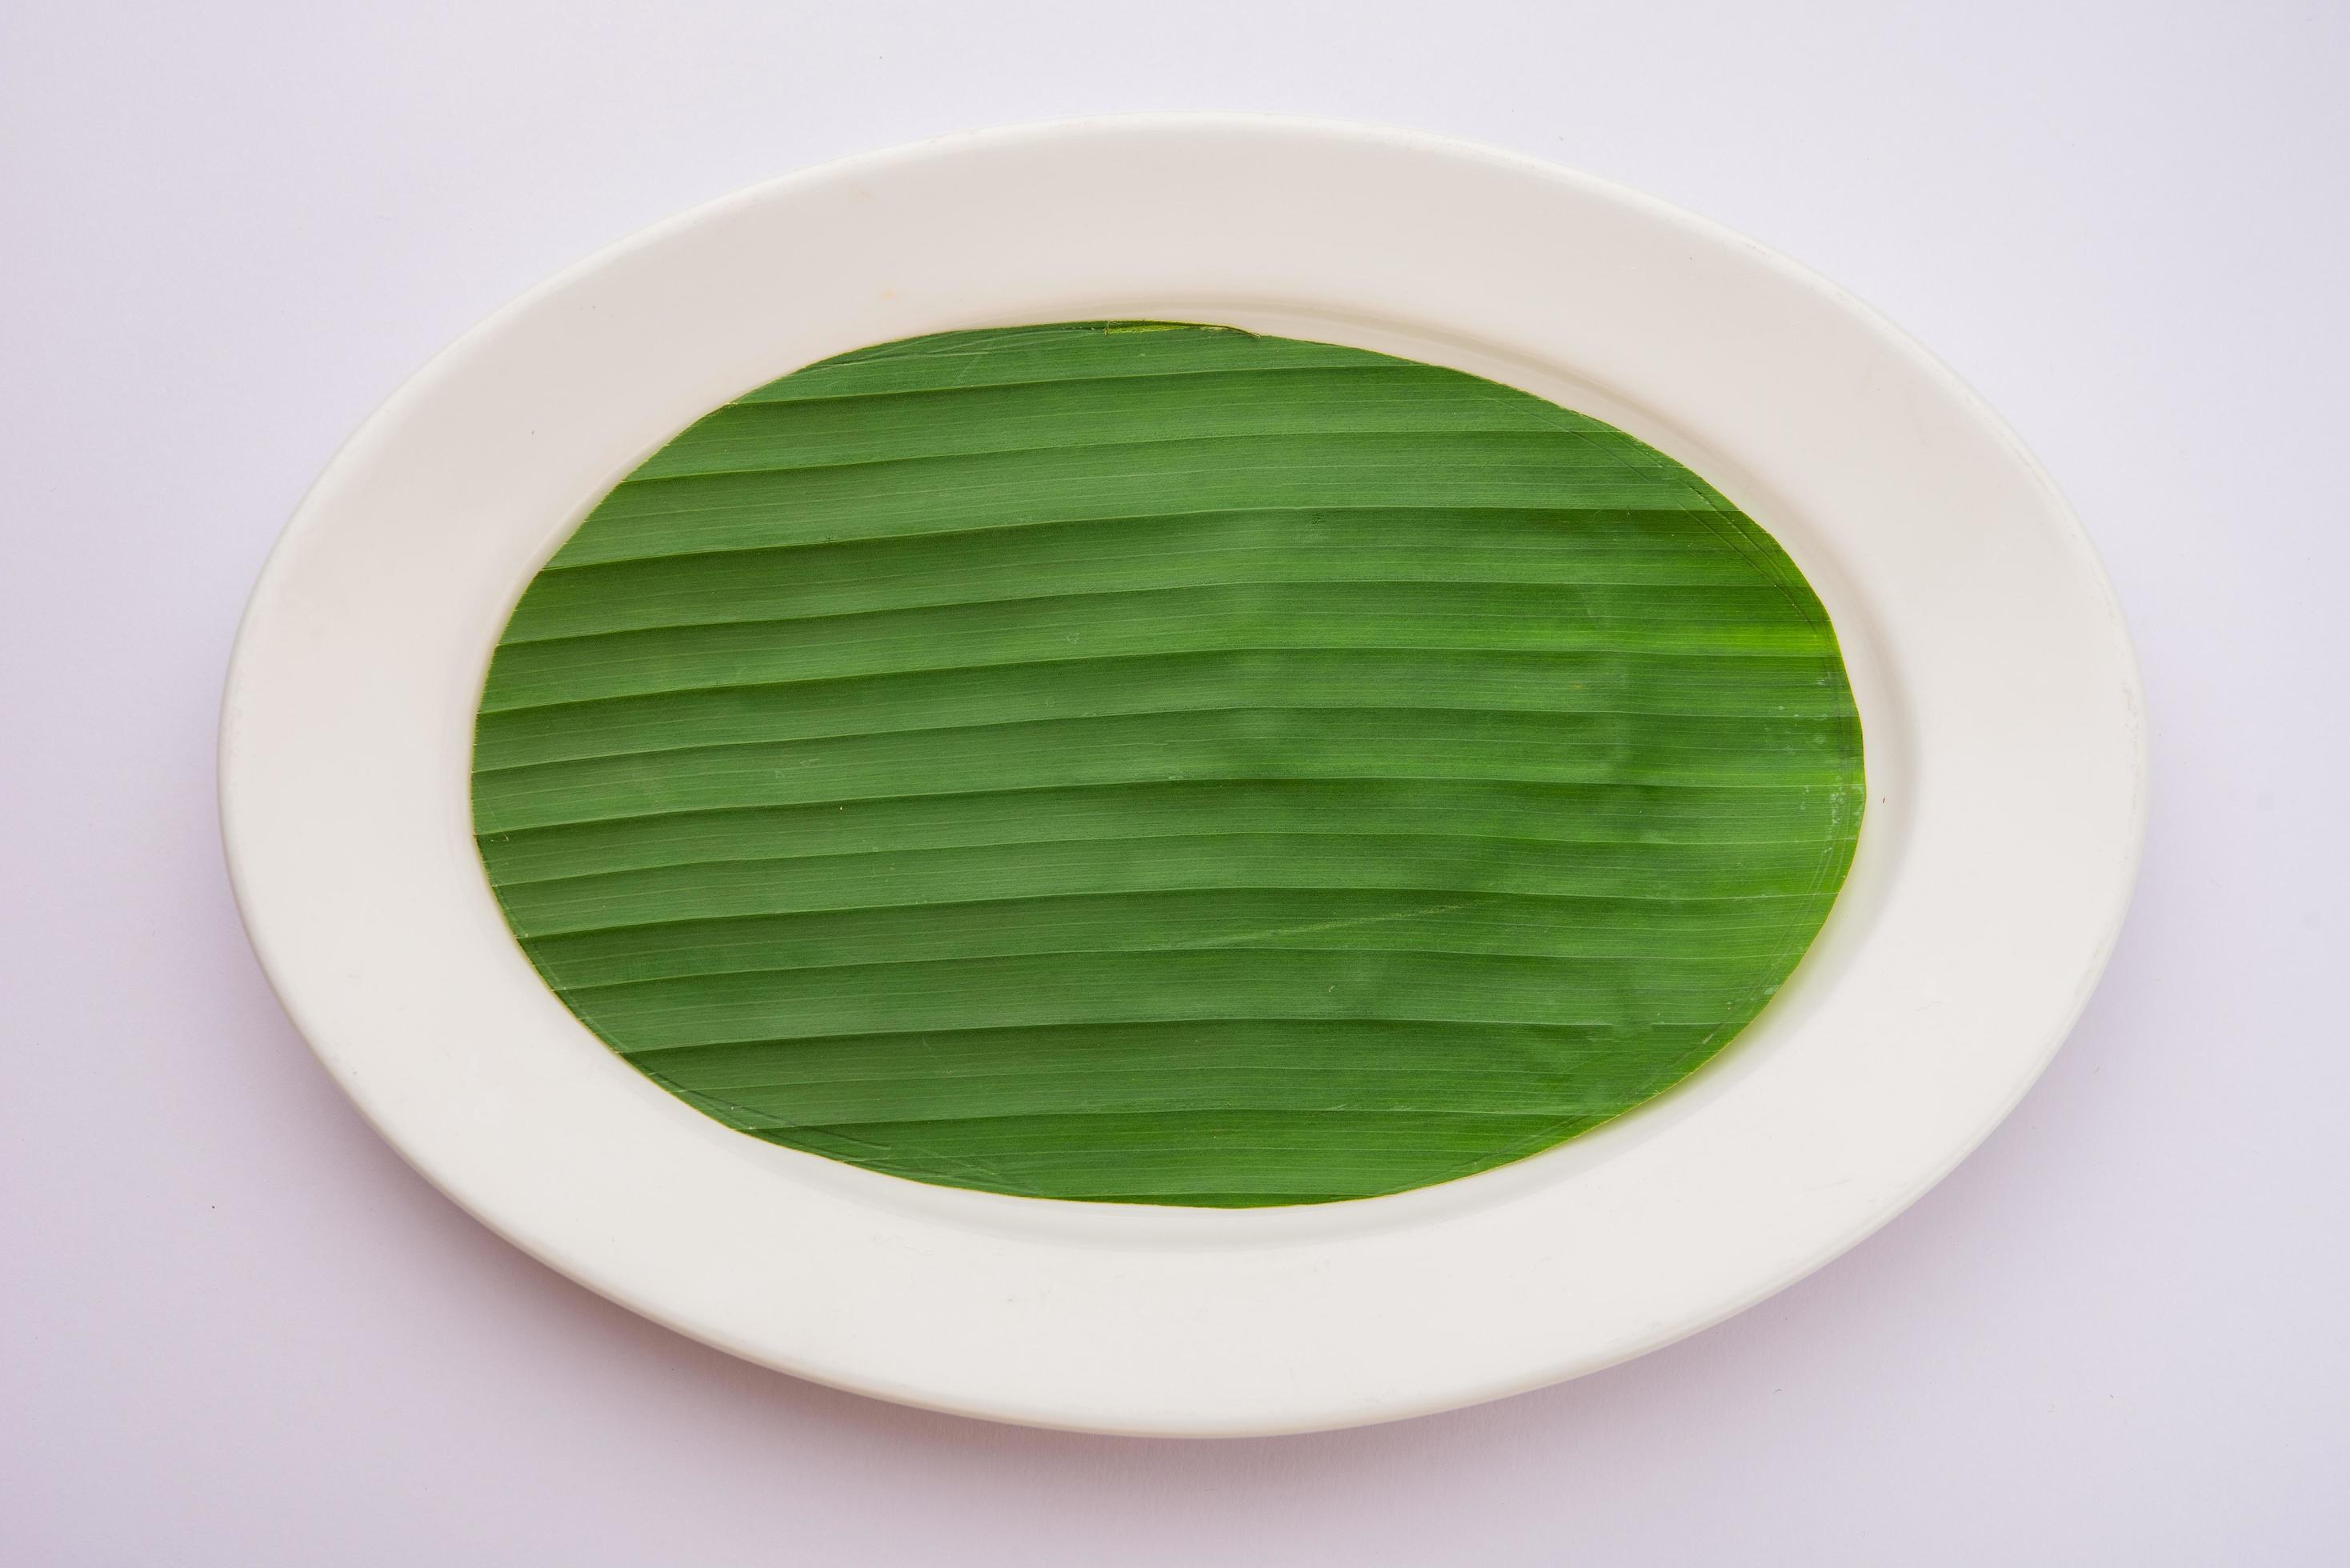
[222,116,2144,1436]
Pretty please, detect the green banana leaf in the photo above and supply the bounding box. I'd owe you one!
[473,322,1863,1206]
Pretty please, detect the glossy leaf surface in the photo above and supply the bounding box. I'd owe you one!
[473,323,1864,1206]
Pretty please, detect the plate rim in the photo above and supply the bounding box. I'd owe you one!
[221,113,2147,1435]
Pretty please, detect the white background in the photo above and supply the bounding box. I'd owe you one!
[3,2,2343,1562]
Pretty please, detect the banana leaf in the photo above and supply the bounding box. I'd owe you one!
[473,322,1863,1206]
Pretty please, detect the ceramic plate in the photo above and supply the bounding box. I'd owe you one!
[221,116,2144,1435]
